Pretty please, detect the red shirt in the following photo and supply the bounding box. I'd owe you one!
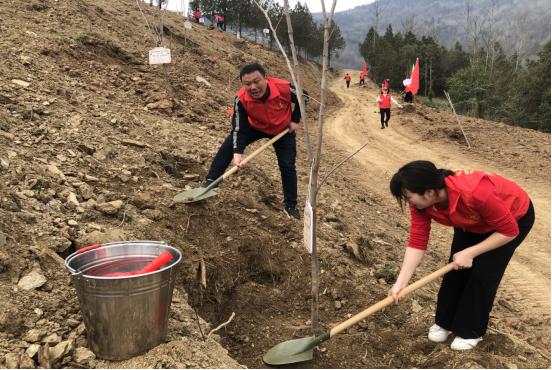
[408,170,531,250]
[236,77,292,136]
[345,74,351,81]
[379,93,391,109]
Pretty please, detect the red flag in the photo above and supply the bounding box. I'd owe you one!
[362,62,367,77]
[410,58,420,95]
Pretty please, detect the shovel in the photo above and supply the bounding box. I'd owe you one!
[173,128,290,204]
[263,262,455,365]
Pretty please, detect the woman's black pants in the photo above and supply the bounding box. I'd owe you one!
[435,201,535,338]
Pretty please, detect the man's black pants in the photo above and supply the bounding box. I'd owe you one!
[380,108,391,127]
[206,129,297,208]
[346,81,350,88]
[435,201,535,338]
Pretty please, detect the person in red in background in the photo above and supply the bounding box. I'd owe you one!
[389,161,534,351]
[376,81,402,129]
[359,72,365,86]
[344,72,351,88]
[202,63,308,220]
[214,14,225,30]
[193,8,201,23]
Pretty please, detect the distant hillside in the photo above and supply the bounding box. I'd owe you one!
[320,0,550,68]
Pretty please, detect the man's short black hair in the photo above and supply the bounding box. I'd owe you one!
[240,63,267,80]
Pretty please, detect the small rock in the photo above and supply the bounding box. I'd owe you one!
[42,333,61,345]
[334,300,342,309]
[73,347,95,364]
[11,79,30,87]
[45,164,65,180]
[18,270,47,290]
[67,220,78,227]
[96,200,123,215]
[412,299,423,313]
[4,352,19,368]
[79,184,94,200]
[26,343,41,358]
[0,158,9,170]
[19,353,35,368]
[66,318,80,328]
[84,174,99,182]
[146,99,173,110]
[378,278,387,285]
[121,139,149,148]
[183,174,199,180]
[49,340,74,364]
[132,192,154,209]
[195,76,212,87]
[66,192,80,209]
[505,363,518,369]
[23,329,45,343]
[76,323,86,336]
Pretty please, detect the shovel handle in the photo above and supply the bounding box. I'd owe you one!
[330,262,455,337]
[221,128,290,180]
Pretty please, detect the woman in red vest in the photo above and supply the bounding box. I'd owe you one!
[389,161,534,350]
[376,82,402,129]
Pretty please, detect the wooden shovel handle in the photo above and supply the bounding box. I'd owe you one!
[221,128,290,180]
[330,262,455,337]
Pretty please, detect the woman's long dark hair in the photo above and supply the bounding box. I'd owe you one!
[390,160,453,209]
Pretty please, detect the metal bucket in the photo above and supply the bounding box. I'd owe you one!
[64,241,182,360]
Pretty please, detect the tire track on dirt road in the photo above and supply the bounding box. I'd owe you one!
[324,70,550,319]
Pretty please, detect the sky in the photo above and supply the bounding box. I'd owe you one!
[158,0,374,15]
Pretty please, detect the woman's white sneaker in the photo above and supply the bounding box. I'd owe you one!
[428,324,452,343]
[450,336,482,350]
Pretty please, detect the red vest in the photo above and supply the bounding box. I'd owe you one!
[345,74,351,81]
[237,77,292,135]
[379,93,391,109]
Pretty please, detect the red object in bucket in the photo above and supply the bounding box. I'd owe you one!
[103,250,174,277]
[77,244,102,254]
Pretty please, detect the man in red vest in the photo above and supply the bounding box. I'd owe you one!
[202,63,306,219]
[344,73,351,88]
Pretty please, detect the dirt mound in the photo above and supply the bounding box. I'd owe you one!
[0,0,549,369]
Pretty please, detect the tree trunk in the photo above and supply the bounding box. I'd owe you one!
[283,0,313,162]
[429,59,433,101]
[424,59,428,96]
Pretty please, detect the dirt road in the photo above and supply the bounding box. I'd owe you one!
[325,71,550,319]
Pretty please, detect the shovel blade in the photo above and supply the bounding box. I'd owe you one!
[173,187,218,204]
[263,336,317,365]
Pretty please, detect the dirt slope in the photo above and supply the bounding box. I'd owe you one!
[0,0,550,369]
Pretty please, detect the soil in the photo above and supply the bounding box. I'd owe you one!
[0,0,549,369]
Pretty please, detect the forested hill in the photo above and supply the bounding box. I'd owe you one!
[324,0,551,68]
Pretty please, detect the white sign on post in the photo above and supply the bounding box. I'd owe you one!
[303,200,314,254]
[262,28,270,35]
[149,47,171,65]
[184,20,192,30]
